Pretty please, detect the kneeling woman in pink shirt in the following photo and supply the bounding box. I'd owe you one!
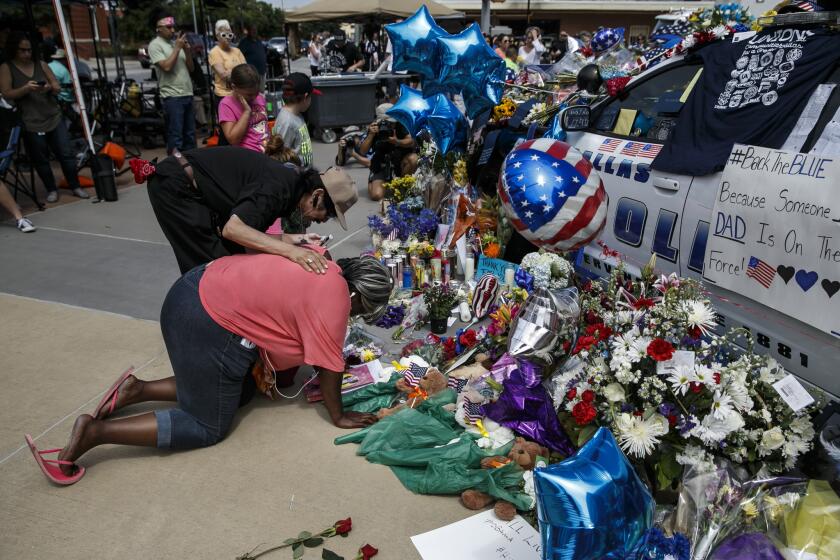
[26,254,391,485]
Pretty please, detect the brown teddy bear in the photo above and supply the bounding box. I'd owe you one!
[460,437,549,521]
[378,368,448,418]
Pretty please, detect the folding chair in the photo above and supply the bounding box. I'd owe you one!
[0,125,43,211]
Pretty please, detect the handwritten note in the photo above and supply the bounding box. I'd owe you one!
[704,145,840,337]
[476,256,519,283]
[411,511,541,560]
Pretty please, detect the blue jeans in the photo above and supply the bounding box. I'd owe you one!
[162,95,196,154]
[155,265,258,449]
[23,121,80,192]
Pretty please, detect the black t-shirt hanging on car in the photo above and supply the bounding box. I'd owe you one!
[652,27,840,177]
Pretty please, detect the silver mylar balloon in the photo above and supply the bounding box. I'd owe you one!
[507,287,580,366]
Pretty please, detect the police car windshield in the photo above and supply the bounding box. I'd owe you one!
[592,62,703,140]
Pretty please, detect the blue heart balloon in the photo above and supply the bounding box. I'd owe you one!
[436,23,506,119]
[385,6,448,81]
[425,93,467,154]
[386,85,431,138]
[534,427,653,560]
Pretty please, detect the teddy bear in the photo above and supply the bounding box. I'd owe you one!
[460,437,549,521]
[378,368,449,418]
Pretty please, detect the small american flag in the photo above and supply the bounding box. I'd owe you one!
[621,142,642,157]
[792,1,818,11]
[464,400,484,424]
[403,363,426,387]
[746,256,776,288]
[448,377,467,393]
[599,138,622,153]
[639,143,662,159]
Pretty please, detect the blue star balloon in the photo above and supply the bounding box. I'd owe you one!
[591,27,625,54]
[436,23,506,119]
[425,93,467,154]
[385,6,448,81]
[386,85,431,138]
[534,427,653,560]
[497,139,608,253]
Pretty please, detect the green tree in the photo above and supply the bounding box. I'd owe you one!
[117,0,285,47]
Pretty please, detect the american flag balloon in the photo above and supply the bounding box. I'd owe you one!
[498,139,608,253]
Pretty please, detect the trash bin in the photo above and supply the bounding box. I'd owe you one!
[92,153,118,202]
[309,75,378,142]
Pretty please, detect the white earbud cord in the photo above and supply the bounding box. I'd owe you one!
[260,348,320,399]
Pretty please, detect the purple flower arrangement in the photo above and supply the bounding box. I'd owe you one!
[368,201,438,240]
[375,305,405,329]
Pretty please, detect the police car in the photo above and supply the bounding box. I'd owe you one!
[561,13,840,399]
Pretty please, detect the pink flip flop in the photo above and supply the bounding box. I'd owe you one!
[25,434,85,485]
[92,366,134,419]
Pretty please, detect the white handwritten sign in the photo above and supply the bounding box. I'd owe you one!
[411,510,541,560]
[704,144,840,337]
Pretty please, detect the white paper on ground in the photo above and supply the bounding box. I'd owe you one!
[365,359,386,383]
[411,510,541,560]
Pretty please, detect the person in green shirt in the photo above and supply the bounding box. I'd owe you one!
[47,49,74,103]
[148,15,195,154]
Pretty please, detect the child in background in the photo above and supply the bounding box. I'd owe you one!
[218,64,268,152]
[504,46,520,71]
[271,72,320,168]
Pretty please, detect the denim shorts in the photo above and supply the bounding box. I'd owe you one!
[155,265,258,449]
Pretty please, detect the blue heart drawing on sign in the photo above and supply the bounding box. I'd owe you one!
[794,270,819,292]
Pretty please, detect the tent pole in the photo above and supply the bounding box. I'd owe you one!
[480,0,490,34]
[52,0,96,154]
[197,0,216,135]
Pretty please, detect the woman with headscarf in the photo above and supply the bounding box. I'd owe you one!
[144,146,357,274]
[26,254,393,485]
[208,19,246,144]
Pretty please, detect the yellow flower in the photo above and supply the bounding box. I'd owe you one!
[741,501,758,520]
[361,349,376,362]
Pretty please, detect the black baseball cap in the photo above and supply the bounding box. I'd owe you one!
[333,30,347,42]
[281,73,322,98]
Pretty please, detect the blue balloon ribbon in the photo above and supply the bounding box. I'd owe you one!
[514,268,534,292]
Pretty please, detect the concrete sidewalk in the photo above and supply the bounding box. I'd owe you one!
[0,141,473,559]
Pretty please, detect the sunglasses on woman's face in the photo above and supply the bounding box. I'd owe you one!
[219,32,234,40]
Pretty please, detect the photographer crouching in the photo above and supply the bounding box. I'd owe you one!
[358,104,418,202]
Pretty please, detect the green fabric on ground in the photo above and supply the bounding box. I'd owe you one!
[342,377,401,413]
[366,433,513,468]
[391,460,533,512]
[335,407,532,512]
[334,407,458,452]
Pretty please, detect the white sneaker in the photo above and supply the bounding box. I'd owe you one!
[16,218,36,232]
[46,191,59,203]
[72,187,90,199]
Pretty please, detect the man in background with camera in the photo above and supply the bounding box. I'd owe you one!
[148,14,195,155]
[358,101,417,202]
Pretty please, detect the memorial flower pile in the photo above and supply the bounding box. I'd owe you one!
[553,265,818,487]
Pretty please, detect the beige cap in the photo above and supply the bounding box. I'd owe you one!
[320,167,357,230]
